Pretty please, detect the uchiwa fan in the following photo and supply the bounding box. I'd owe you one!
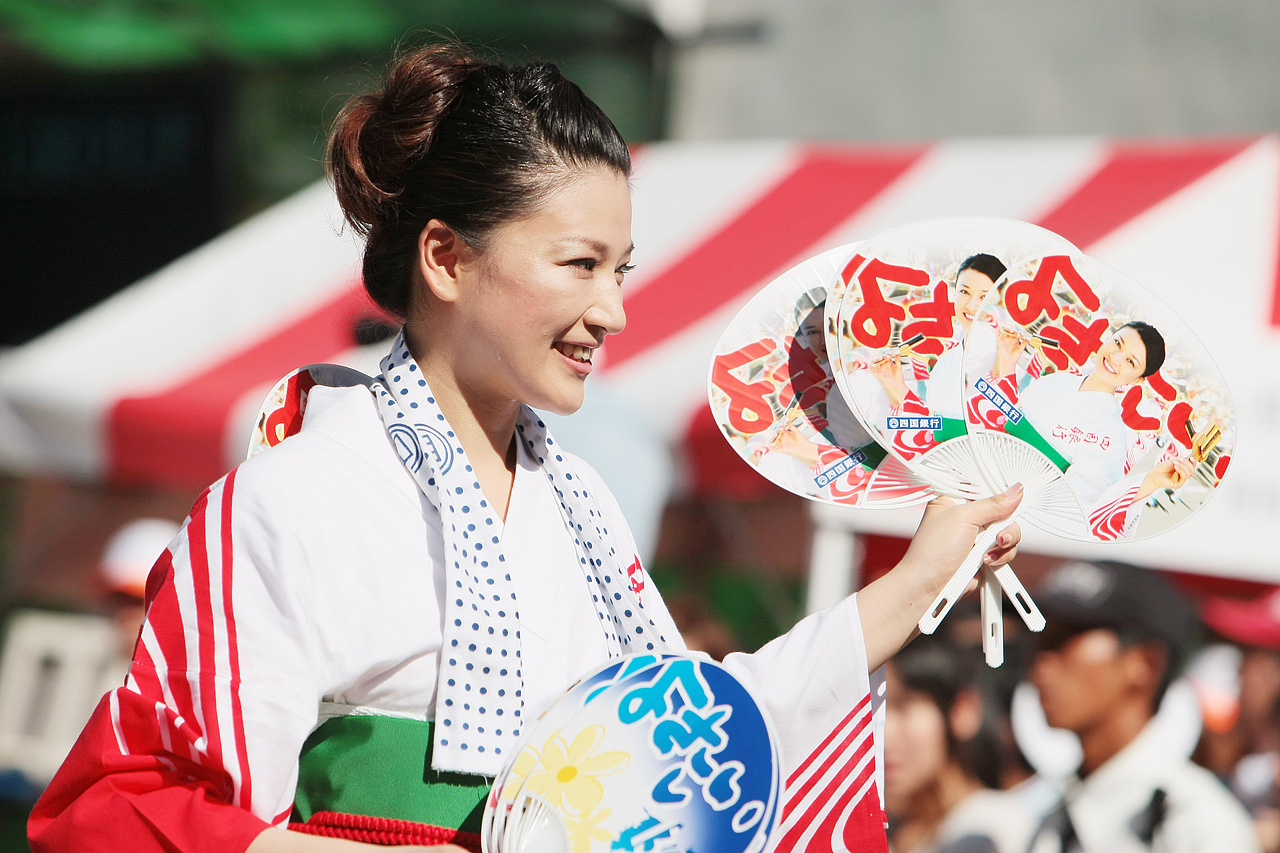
[482,653,781,853]
[707,243,935,511]
[827,218,1085,665]
[960,250,1235,546]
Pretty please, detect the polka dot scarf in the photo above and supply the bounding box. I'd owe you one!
[371,333,668,776]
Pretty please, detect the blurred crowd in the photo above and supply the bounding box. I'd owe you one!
[1,526,1278,853]
[881,559,1280,853]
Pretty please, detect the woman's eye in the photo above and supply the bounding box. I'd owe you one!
[569,258,598,271]
[617,262,636,275]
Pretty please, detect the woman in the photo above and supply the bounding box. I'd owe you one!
[867,253,1006,459]
[985,321,1194,540]
[884,636,1033,853]
[28,44,1023,853]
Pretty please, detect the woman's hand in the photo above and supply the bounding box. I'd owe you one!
[856,485,1023,672]
[1137,456,1196,500]
[870,352,909,409]
[770,417,821,467]
[993,328,1028,378]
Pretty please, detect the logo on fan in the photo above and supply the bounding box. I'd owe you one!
[887,416,942,431]
[815,449,868,487]
[974,377,1023,425]
[389,422,455,474]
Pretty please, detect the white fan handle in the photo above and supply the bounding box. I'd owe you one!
[917,514,1019,635]
[980,566,1004,668]
[992,563,1046,632]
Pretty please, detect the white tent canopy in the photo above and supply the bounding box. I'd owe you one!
[2,137,1277,582]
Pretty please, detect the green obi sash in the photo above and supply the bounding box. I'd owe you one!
[1004,416,1071,473]
[932,416,968,444]
[293,715,490,833]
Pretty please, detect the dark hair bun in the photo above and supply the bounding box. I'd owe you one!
[326,42,631,319]
[328,44,483,238]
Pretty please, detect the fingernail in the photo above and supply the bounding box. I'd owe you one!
[999,532,1011,547]
[1007,482,1024,497]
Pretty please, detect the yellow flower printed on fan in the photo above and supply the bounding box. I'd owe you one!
[565,805,614,853]
[523,724,629,813]
[499,744,542,802]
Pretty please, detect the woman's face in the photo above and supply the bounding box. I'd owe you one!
[446,166,633,416]
[1091,326,1148,389]
[883,663,950,815]
[796,304,827,360]
[954,268,996,334]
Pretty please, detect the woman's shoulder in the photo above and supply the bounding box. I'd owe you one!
[233,383,424,519]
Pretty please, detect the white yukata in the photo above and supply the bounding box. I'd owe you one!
[32,377,887,852]
[1017,369,1145,540]
[924,321,996,421]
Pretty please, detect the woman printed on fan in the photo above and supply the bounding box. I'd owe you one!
[29,43,1024,853]
[985,321,1194,540]
[868,253,1006,459]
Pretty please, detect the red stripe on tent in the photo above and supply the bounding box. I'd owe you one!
[1274,163,1280,328]
[1036,140,1253,249]
[605,147,926,368]
[107,284,377,488]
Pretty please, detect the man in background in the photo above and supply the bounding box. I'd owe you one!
[1026,560,1257,852]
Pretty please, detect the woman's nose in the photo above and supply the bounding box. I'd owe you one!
[587,279,626,338]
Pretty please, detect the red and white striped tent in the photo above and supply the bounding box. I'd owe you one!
[2,137,1277,581]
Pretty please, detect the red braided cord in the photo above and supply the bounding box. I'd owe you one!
[289,811,483,851]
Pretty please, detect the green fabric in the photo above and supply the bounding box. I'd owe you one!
[933,416,968,444]
[293,715,489,833]
[858,440,888,470]
[1004,416,1071,473]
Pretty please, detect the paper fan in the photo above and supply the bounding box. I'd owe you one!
[707,244,934,510]
[246,363,372,459]
[827,218,1082,663]
[961,250,1236,544]
[484,653,781,853]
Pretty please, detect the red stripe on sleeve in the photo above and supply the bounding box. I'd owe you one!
[220,470,255,811]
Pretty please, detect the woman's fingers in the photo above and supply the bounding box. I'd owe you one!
[983,520,1021,566]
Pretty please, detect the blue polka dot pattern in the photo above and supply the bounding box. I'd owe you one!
[371,332,667,776]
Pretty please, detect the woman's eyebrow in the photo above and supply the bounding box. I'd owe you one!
[554,238,635,256]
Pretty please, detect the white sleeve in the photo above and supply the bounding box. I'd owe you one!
[719,595,879,786]
[1063,437,1129,511]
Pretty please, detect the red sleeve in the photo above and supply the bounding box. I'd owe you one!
[28,470,274,852]
[27,689,269,852]
[1088,484,1141,542]
[889,390,939,461]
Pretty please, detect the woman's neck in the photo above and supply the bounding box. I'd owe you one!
[406,329,522,520]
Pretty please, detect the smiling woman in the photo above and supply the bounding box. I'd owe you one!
[28,42,1025,853]
[989,320,1194,540]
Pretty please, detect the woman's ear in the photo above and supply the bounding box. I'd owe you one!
[949,687,984,742]
[417,219,466,303]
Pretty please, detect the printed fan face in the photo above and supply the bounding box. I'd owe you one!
[707,244,933,508]
[829,218,1081,478]
[963,251,1236,542]
[484,654,780,853]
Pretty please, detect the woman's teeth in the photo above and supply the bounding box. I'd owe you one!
[558,343,593,363]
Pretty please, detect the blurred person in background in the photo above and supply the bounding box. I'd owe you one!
[884,633,1035,853]
[1194,588,1280,852]
[1025,560,1257,853]
[96,518,181,675]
